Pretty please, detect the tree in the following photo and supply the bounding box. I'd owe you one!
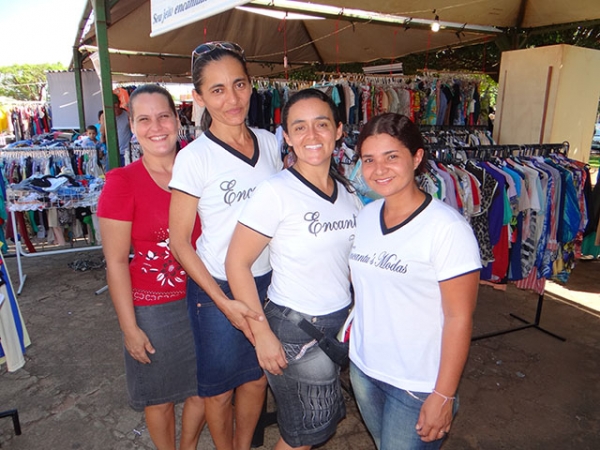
[0,63,66,101]
[379,24,600,82]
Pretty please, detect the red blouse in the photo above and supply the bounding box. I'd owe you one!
[97,159,201,306]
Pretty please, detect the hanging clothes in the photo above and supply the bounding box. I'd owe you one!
[418,140,587,294]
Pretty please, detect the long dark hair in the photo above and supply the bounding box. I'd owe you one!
[191,46,250,131]
[281,88,354,193]
[356,113,427,175]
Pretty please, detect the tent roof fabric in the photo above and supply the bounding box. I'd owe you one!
[302,0,600,29]
[77,0,600,81]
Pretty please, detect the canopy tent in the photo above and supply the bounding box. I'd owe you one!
[73,0,600,82]
[275,0,600,28]
[70,0,600,168]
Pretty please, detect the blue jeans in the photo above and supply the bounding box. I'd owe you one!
[350,362,456,450]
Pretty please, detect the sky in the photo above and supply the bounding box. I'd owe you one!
[0,0,88,66]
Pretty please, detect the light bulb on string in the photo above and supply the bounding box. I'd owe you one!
[431,15,440,32]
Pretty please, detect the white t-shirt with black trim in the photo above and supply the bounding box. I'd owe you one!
[239,168,363,316]
[169,128,282,279]
[349,194,481,393]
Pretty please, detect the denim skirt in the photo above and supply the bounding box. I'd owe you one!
[124,298,197,411]
[264,300,350,447]
[186,272,271,397]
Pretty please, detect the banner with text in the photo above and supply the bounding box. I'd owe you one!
[150,0,251,37]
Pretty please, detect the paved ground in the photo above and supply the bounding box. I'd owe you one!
[1,249,599,449]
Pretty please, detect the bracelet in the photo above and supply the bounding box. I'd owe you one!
[432,389,456,406]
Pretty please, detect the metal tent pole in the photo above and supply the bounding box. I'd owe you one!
[73,47,86,133]
[93,0,120,169]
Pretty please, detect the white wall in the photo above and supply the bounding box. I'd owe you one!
[46,71,104,130]
[494,44,600,163]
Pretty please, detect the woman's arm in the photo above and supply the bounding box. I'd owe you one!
[416,270,479,442]
[99,217,155,364]
[226,223,288,375]
[168,189,263,343]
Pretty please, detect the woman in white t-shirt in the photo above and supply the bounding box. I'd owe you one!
[349,113,481,450]
[225,89,362,450]
[168,42,283,450]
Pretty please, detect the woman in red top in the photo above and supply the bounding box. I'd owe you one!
[98,84,205,450]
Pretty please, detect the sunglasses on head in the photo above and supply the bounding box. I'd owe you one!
[191,41,246,71]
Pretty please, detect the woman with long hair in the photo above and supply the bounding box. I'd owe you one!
[168,42,283,450]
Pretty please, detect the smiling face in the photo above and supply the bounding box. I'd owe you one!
[129,92,179,157]
[191,55,251,128]
[359,133,424,200]
[283,97,343,170]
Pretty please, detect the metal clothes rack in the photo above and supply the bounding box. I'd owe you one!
[420,124,489,131]
[428,141,570,342]
[471,293,566,342]
[0,409,21,435]
[1,147,103,294]
[0,146,101,178]
[9,207,102,294]
[425,141,570,163]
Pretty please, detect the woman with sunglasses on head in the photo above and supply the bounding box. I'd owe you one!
[98,84,205,450]
[169,42,283,450]
[225,89,362,450]
[348,113,481,450]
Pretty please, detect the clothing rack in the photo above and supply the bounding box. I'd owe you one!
[471,293,565,342]
[1,146,103,294]
[417,68,485,74]
[0,146,97,155]
[1,103,52,141]
[420,124,489,131]
[243,72,491,132]
[9,210,102,295]
[426,142,569,162]
[314,71,365,82]
[364,74,415,85]
[0,409,21,436]
[1,147,101,182]
[468,142,568,342]
[420,140,572,342]
[252,77,314,91]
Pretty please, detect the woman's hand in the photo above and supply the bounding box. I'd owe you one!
[255,331,288,376]
[415,392,453,442]
[123,327,156,364]
[415,270,478,441]
[220,299,265,346]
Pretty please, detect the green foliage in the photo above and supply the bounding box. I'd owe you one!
[526,25,600,50]
[0,63,66,101]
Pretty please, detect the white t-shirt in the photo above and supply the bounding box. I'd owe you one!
[239,168,363,316]
[169,128,283,279]
[349,194,481,393]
